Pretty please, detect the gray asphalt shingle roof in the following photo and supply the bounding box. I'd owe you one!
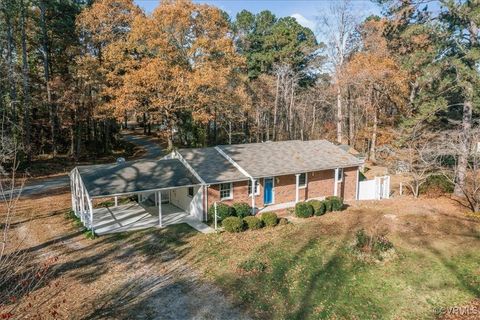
[177,147,248,184]
[217,140,363,178]
[77,159,200,197]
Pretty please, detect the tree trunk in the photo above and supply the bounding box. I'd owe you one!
[370,107,378,162]
[336,83,343,144]
[288,80,294,139]
[228,121,232,144]
[5,10,17,108]
[311,105,316,137]
[40,0,56,156]
[143,113,147,135]
[273,73,280,141]
[20,0,31,160]
[347,87,354,146]
[454,99,472,196]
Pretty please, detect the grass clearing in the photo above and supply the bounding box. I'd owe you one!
[188,198,480,319]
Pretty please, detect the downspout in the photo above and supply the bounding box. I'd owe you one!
[251,178,256,215]
[295,174,300,203]
[334,168,339,196]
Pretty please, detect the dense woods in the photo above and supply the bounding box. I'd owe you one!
[0,0,478,199]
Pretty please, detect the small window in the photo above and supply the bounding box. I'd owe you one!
[220,183,233,200]
[248,180,259,195]
[188,187,194,197]
[337,168,344,182]
[298,173,307,188]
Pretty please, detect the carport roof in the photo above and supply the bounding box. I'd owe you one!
[76,159,200,198]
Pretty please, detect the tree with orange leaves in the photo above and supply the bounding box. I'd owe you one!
[341,18,409,161]
[109,0,246,148]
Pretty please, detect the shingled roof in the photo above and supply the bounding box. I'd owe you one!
[216,140,363,178]
[177,147,248,184]
[77,159,200,197]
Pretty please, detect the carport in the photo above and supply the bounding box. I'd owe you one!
[69,159,203,235]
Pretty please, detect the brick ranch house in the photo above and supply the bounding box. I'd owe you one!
[70,140,364,234]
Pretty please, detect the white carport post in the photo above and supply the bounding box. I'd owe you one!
[87,194,94,235]
[295,174,300,203]
[158,191,162,227]
[114,196,118,207]
[250,178,256,215]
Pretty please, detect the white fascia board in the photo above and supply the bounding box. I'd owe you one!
[173,150,206,185]
[214,146,253,180]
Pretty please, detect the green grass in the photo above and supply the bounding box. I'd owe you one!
[194,224,480,319]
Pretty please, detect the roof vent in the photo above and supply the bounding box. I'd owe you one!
[116,157,126,164]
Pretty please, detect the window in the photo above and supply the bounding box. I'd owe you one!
[188,187,194,197]
[220,183,233,200]
[337,168,344,182]
[248,180,260,195]
[298,173,307,188]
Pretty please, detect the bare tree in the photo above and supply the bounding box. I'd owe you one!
[0,117,57,317]
[437,127,480,212]
[392,130,439,198]
[317,0,357,144]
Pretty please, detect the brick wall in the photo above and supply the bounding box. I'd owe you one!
[206,166,359,209]
[339,166,358,200]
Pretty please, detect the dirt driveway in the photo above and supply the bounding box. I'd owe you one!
[6,193,249,319]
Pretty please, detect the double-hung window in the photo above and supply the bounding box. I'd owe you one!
[337,168,344,182]
[298,173,307,188]
[220,183,233,200]
[248,180,260,196]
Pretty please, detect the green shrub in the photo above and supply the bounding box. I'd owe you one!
[308,200,326,216]
[243,216,263,230]
[208,203,235,222]
[326,196,344,211]
[222,217,245,233]
[324,199,333,212]
[260,212,278,227]
[233,202,252,218]
[238,259,267,273]
[354,228,394,257]
[278,217,289,225]
[419,174,454,195]
[295,202,314,218]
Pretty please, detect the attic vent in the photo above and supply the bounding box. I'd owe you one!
[116,157,126,164]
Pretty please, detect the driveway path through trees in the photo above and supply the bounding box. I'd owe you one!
[17,132,163,198]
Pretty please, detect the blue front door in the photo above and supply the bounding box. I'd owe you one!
[264,178,273,205]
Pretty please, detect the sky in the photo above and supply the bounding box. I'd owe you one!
[134,0,382,34]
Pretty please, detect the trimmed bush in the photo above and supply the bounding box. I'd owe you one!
[233,202,252,218]
[326,196,344,211]
[295,202,314,218]
[208,203,235,222]
[243,216,263,230]
[222,217,244,233]
[278,217,289,225]
[324,199,333,212]
[260,212,278,227]
[308,200,326,216]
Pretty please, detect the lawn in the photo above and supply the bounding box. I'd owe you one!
[5,194,479,319]
[187,198,480,319]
